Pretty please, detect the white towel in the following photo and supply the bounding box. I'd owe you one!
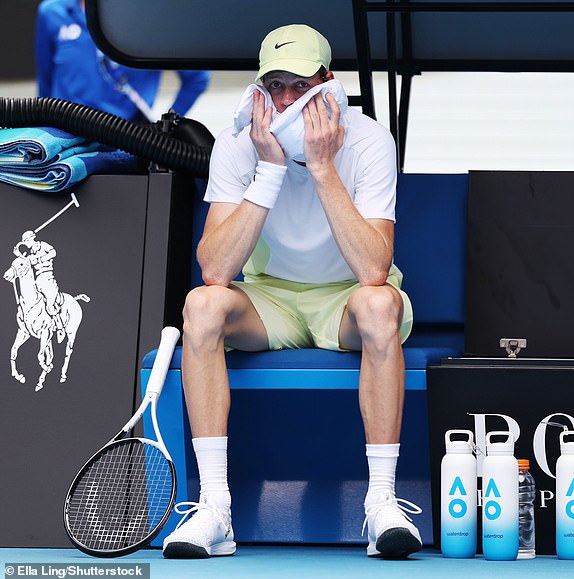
[232,79,348,162]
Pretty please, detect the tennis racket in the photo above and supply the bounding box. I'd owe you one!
[64,326,180,557]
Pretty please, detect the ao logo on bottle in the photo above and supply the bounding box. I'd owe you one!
[483,479,503,520]
[448,477,469,518]
[564,480,574,519]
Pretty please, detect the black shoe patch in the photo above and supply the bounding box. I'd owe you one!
[373,528,422,559]
[163,542,210,559]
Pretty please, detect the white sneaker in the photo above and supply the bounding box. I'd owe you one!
[363,492,423,558]
[163,498,236,559]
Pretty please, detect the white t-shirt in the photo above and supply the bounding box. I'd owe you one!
[204,107,398,284]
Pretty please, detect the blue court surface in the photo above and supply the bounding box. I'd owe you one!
[2,546,573,579]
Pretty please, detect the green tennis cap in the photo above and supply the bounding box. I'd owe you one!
[256,24,332,81]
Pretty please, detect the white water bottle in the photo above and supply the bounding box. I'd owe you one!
[556,430,574,559]
[482,431,519,561]
[441,429,477,558]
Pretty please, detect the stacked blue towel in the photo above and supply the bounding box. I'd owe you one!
[0,127,139,191]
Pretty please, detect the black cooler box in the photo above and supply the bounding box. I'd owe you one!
[428,171,574,555]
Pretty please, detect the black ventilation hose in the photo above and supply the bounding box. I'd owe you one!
[0,97,214,178]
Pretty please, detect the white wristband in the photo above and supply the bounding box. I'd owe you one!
[243,161,287,209]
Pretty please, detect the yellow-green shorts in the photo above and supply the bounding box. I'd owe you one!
[230,274,413,351]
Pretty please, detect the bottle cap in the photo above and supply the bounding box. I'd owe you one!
[445,429,474,453]
[517,459,530,470]
[486,431,515,455]
[560,430,574,455]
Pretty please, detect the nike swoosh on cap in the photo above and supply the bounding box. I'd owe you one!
[275,41,296,49]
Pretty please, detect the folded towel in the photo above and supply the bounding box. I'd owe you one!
[0,127,139,192]
[233,79,348,162]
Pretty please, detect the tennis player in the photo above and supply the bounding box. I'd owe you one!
[163,24,422,560]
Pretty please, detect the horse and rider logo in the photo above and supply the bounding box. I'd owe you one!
[3,193,90,392]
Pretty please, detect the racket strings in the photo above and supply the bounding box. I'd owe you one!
[66,440,174,552]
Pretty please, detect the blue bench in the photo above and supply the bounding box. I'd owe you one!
[141,173,468,546]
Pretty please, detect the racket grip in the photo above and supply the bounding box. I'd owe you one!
[145,326,181,397]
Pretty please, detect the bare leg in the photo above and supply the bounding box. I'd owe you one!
[163,285,269,559]
[339,284,421,558]
[181,284,269,438]
[339,284,405,444]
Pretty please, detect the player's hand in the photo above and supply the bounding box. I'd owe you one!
[302,93,344,175]
[250,91,285,166]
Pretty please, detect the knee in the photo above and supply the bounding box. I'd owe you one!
[347,286,402,345]
[182,285,231,343]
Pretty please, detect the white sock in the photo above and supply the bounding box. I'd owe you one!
[192,436,231,511]
[364,443,400,508]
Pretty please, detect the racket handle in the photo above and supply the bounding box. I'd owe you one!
[145,326,181,397]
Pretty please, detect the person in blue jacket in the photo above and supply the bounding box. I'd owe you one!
[35,0,210,122]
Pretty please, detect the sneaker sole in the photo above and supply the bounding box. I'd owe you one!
[163,541,236,559]
[369,528,422,559]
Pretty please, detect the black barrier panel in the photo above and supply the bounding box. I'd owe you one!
[85,0,574,70]
[0,174,193,547]
[427,360,574,555]
[465,171,574,359]
[0,0,41,79]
